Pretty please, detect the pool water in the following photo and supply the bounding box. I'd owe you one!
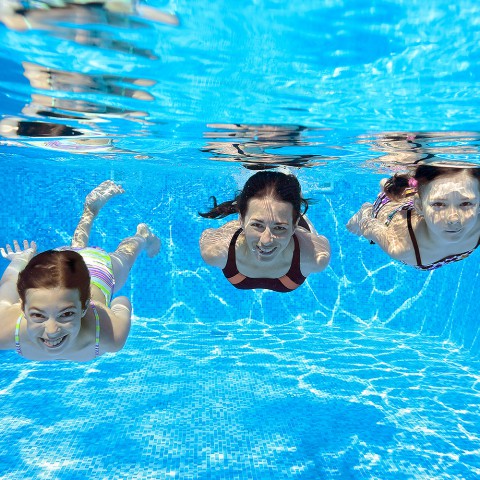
[1,1,480,479]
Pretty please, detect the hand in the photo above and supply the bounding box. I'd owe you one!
[0,240,37,263]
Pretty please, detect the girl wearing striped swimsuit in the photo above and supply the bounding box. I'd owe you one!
[0,180,160,361]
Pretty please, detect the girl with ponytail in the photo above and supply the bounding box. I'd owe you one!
[347,165,480,270]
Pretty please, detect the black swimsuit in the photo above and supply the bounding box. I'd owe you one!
[222,229,307,292]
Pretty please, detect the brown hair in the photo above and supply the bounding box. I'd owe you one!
[17,250,91,309]
[383,165,480,200]
[199,171,309,222]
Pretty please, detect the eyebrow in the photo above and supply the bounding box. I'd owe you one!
[28,305,78,312]
[250,218,289,225]
[430,194,477,201]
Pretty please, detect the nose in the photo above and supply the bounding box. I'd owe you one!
[260,227,274,245]
[44,318,60,336]
[446,208,460,224]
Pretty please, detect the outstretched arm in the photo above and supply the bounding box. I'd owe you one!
[199,221,240,268]
[0,240,36,307]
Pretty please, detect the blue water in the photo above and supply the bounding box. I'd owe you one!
[1,1,480,479]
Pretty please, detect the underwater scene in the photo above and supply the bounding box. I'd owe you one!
[1,1,480,479]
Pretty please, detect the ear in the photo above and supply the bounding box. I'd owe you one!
[413,195,423,216]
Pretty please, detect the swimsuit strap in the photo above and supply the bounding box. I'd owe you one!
[279,234,305,288]
[407,210,423,267]
[91,301,100,358]
[15,314,23,356]
[222,228,244,278]
[14,305,100,359]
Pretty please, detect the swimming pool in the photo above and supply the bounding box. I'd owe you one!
[1,1,480,478]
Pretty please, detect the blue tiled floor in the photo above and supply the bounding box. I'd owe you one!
[1,321,479,479]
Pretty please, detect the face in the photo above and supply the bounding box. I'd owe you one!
[23,287,85,355]
[416,171,480,242]
[241,196,296,262]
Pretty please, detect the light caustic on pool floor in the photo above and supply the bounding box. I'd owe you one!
[1,322,480,479]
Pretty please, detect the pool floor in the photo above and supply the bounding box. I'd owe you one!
[1,320,479,479]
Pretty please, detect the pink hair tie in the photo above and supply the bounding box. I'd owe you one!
[408,178,418,188]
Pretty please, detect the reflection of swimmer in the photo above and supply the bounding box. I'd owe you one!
[0,0,179,37]
[16,61,154,124]
[347,165,480,270]
[199,171,330,292]
[360,132,480,173]
[0,117,117,153]
[0,181,161,361]
[22,62,155,102]
[202,124,328,169]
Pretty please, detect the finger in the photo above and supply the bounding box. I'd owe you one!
[31,241,37,251]
[23,239,29,250]
[0,248,6,258]
[6,244,13,254]
[13,239,20,252]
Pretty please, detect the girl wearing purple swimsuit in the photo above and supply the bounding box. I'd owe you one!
[347,165,480,270]
[199,171,331,292]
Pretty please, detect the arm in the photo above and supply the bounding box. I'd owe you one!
[298,214,318,235]
[199,220,240,268]
[0,240,36,307]
[103,296,131,352]
[297,229,331,275]
[346,204,406,258]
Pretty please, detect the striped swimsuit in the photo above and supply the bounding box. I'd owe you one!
[56,246,115,305]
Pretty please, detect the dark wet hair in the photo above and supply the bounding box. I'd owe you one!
[17,250,91,310]
[199,171,309,222]
[383,165,480,200]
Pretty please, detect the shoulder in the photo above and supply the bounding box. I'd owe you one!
[377,210,421,261]
[199,220,241,268]
[94,299,131,353]
[0,303,22,350]
[295,228,331,274]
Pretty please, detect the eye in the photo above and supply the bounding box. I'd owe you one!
[460,201,474,207]
[431,202,446,208]
[60,311,75,319]
[274,226,288,232]
[29,312,46,321]
[250,222,264,229]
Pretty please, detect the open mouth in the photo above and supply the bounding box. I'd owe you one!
[41,335,67,349]
[256,245,277,256]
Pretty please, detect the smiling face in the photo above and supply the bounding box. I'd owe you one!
[23,287,85,355]
[416,170,480,242]
[241,196,296,262]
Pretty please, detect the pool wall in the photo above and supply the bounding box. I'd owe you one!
[2,155,478,358]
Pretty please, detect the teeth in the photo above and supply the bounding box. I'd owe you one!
[43,336,65,348]
[257,246,276,254]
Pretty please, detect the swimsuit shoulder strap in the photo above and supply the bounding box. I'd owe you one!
[15,313,23,356]
[222,228,243,277]
[407,210,423,267]
[91,301,100,358]
[283,234,305,282]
